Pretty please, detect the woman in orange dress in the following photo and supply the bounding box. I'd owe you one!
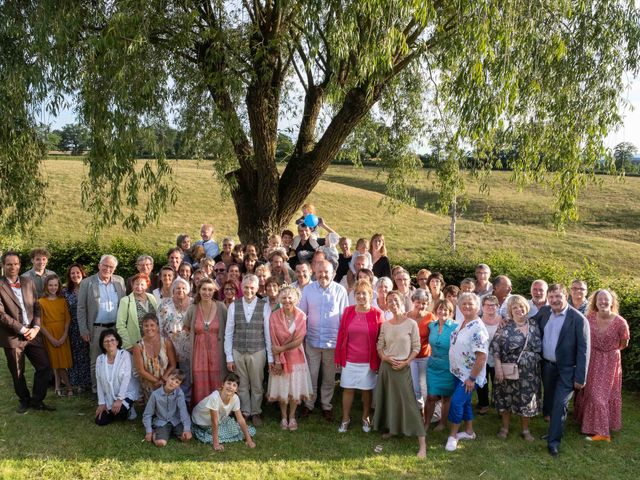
[39,274,73,397]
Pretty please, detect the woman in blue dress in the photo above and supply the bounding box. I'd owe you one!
[425,299,458,431]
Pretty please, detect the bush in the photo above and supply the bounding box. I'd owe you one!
[15,238,166,282]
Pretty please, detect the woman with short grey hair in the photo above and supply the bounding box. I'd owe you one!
[158,277,194,400]
[373,277,393,313]
[407,289,435,411]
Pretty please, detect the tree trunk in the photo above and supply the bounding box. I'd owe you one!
[229,85,381,247]
[449,197,457,252]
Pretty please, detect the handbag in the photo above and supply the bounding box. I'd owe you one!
[501,327,529,381]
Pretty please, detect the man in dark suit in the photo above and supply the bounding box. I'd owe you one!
[0,251,54,413]
[77,254,126,393]
[533,283,590,457]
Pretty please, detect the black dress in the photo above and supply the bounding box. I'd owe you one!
[372,255,391,279]
[63,287,92,390]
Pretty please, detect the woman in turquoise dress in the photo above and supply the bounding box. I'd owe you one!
[425,299,458,431]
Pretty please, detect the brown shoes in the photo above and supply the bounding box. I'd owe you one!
[322,409,334,422]
[299,406,312,418]
[251,414,262,427]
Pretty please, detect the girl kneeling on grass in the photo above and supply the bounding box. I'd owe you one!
[191,373,256,451]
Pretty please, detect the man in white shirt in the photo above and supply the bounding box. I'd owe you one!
[528,279,548,318]
[292,262,312,294]
[299,261,348,421]
[0,251,53,413]
[492,275,512,318]
[224,274,273,426]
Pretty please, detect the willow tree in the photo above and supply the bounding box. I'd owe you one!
[1,1,639,244]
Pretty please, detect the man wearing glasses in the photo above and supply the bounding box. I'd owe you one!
[568,280,588,314]
[77,254,126,393]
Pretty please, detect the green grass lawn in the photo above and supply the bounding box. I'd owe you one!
[0,355,638,479]
[25,159,640,277]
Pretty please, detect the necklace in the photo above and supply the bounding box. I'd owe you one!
[174,297,189,312]
[199,302,214,331]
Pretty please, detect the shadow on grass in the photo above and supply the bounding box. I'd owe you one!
[1,357,639,480]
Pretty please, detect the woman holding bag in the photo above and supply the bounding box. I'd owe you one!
[490,295,542,441]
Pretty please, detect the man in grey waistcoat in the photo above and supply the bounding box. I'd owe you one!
[224,274,273,426]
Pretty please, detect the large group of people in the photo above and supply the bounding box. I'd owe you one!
[0,209,631,458]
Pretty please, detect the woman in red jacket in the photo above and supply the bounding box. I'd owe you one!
[335,279,384,434]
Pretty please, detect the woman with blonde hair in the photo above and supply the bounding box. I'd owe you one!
[369,233,391,279]
[335,279,384,434]
[490,295,542,441]
[255,264,271,298]
[575,289,629,441]
[374,290,426,458]
[267,285,313,431]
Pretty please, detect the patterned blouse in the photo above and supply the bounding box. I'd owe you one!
[449,317,489,387]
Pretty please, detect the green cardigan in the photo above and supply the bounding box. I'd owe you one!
[116,292,158,350]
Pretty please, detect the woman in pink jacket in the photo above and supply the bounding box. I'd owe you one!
[335,279,384,434]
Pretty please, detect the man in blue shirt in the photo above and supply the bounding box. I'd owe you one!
[533,283,590,457]
[299,260,348,421]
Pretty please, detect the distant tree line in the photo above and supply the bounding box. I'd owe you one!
[39,122,296,162]
[40,122,637,176]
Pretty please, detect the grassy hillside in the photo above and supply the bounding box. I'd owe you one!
[25,159,640,276]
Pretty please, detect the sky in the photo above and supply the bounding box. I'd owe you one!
[45,75,640,153]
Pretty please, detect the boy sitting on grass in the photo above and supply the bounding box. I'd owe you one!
[143,369,192,447]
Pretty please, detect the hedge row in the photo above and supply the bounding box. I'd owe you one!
[12,239,640,390]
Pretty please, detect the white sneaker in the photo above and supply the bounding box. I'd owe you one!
[338,419,350,433]
[456,431,476,440]
[362,419,371,433]
[445,436,458,451]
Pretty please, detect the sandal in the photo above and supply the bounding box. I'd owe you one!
[280,418,289,430]
[497,427,509,440]
[521,430,534,442]
[67,388,74,398]
[55,389,64,397]
[288,418,298,431]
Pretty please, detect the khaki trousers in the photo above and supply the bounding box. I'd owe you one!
[232,349,266,416]
[304,342,337,411]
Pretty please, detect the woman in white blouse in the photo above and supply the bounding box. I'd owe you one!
[95,329,140,425]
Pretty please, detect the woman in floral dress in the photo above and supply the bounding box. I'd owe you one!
[575,289,630,441]
[63,263,92,392]
[491,295,542,441]
[158,277,193,401]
